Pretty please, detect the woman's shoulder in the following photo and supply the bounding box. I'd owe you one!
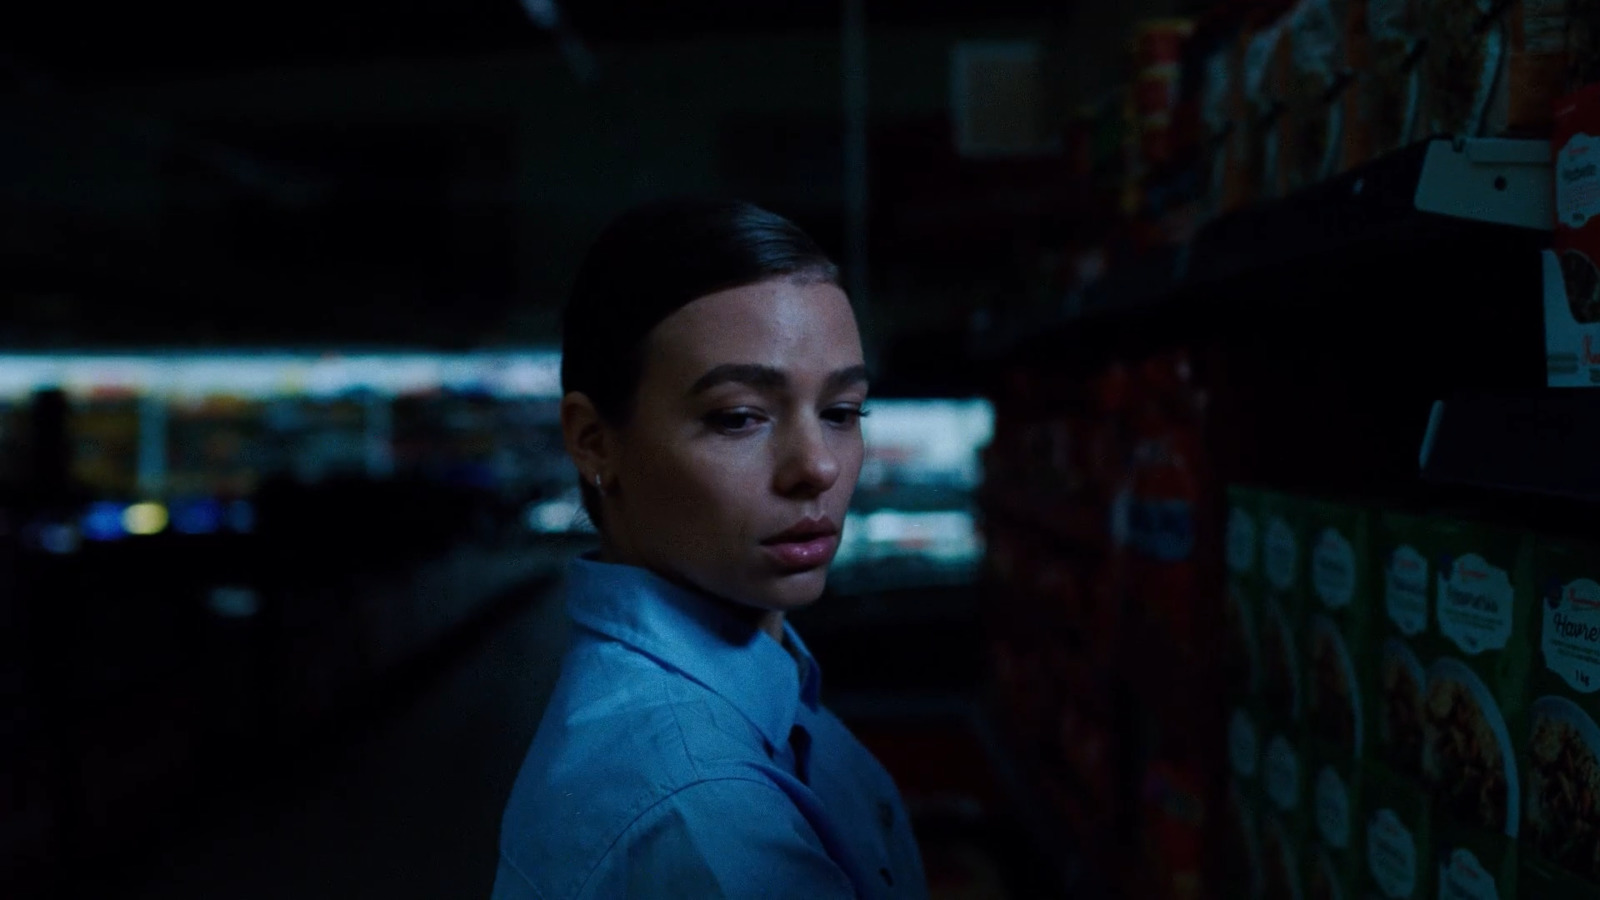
[498,642,798,898]
[515,635,784,798]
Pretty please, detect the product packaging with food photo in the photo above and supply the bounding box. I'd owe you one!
[1222,483,1260,778]
[1221,484,1271,899]
[1302,498,1375,899]
[1519,534,1600,898]
[1256,488,1313,900]
[1419,517,1534,900]
[1548,83,1600,388]
[1359,758,1435,899]
[1357,510,1439,899]
[1221,777,1269,899]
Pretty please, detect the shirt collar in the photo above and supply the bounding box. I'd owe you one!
[564,554,822,751]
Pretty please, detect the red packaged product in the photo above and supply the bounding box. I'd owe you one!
[1137,760,1210,900]
[1123,354,1208,694]
[1550,83,1600,387]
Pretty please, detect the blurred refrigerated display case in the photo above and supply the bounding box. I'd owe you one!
[0,348,575,892]
[67,397,142,500]
[831,397,994,595]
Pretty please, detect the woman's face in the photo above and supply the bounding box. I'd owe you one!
[595,277,867,619]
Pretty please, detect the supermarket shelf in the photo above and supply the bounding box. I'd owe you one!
[977,487,1107,559]
[972,136,1553,362]
[1187,136,1549,286]
[831,689,1094,898]
[966,700,1107,899]
[1419,389,1600,502]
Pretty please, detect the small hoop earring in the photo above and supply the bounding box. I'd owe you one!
[593,473,603,490]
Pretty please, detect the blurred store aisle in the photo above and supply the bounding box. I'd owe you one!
[113,575,572,900]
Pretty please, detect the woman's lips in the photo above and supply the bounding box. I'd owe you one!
[761,533,840,572]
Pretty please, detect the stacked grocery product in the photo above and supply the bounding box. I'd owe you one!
[1059,3,1597,286]
[981,351,1221,900]
[984,363,1600,899]
[1522,535,1600,897]
[1215,493,1595,899]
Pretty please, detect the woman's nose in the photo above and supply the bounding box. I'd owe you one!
[775,421,840,497]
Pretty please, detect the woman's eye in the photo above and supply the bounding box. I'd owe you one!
[824,405,870,427]
[706,411,763,433]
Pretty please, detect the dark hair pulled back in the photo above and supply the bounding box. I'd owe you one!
[561,197,840,529]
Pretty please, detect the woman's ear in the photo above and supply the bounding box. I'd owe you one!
[560,391,613,481]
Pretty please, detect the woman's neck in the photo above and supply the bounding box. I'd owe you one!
[598,543,788,644]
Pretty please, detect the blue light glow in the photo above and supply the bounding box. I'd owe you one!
[82,502,128,542]
[171,498,225,535]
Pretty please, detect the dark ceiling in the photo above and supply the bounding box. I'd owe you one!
[6,0,1069,86]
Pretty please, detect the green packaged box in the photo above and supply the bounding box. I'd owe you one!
[1259,489,1309,611]
[1306,499,1375,636]
[1261,723,1312,900]
[1374,511,1437,786]
[1220,777,1268,900]
[1378,511,1434,646]
[1519,535,1600,896]
[1263,806,1309,900]
[1228,484,1265,587]
[1262,586,1306,733]
[1421,519,1533,839]
[1307,738,1364,899]
[1307,501,1374,757]
[1422,518,1534,900]
[1433,816,1517,899]
[1225,577,1265,722]
[1306,841,1348,900]
[1361,760,1436,899]
[1303,499,1376,900]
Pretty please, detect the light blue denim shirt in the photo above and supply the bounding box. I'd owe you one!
[491,555,928,900]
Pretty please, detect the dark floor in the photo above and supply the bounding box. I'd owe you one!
[113,577,571,900]
[97,569,1075,900]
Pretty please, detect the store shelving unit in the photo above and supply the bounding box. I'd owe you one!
[971,133,1565,899]
[971,136,1554,367]
[1420,389,1600,502]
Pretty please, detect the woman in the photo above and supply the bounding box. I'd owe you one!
[491,199,928,899]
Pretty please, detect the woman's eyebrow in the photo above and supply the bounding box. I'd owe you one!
[687,363,871,398]
[823,364,871,395]
[688,363,786,396]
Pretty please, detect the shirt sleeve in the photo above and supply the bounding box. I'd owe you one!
[580,778,859,900]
